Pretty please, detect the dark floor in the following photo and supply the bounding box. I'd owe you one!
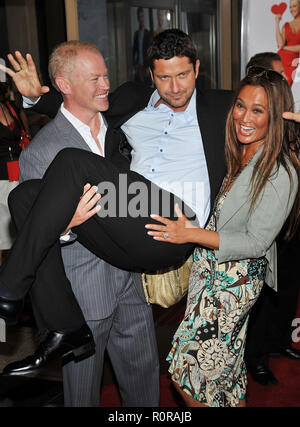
[0,299,184,407]
[1,297,300,407]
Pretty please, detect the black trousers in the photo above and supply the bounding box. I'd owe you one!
[245,227,300,365]
[0,148,195,330]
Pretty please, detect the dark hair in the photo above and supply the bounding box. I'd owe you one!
[147,29,197,71]
[225,67,300,238]
[246,52,282,74]
[0,81,10,103]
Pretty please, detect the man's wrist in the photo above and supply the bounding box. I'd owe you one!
[23,95,41,108]
[60,229,71,241]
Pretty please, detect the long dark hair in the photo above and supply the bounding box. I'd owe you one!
[225,67,300,238]
[0,81,10,103]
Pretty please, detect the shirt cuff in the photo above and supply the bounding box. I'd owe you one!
[22,96,40,108]
[60,229,78,245]
[60,230,71,242]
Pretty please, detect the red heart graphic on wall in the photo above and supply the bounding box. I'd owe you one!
[271,2,287,15]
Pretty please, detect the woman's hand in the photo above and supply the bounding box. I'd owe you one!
[61,184,101,235]
[282,111,300,122]
[275,14,282,24]
[145,204,196,244]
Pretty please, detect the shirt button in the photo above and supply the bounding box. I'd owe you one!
[164,131,168,134]
[160,149,163,152]
[152,168,155,172]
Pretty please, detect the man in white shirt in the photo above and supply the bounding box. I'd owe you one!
[6,41,160,407]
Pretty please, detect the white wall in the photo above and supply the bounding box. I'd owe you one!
[242,0,300,109]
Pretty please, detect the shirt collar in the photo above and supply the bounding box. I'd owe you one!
[60,103,105,136]
[146,89,196,123]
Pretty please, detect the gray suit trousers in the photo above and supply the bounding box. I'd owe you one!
[19,111,160,407]
[62,276,160,407]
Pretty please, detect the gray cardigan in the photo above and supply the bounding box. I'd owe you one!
[215,149,298,291]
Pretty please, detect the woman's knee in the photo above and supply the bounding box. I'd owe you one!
[52,147,82,167]
[8,179,41,213]
[53,147,98,169]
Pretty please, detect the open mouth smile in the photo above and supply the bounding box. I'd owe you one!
[95,91,109,99]
[239,124,255,136]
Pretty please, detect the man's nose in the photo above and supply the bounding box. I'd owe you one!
[98,77,110,90]
[170,78,180,93]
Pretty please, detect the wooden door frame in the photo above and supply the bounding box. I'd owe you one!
[64,0,79,40]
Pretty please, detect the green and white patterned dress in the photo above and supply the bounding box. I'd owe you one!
[167,192,267,407]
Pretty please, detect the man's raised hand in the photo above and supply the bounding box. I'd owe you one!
[0,51,50,101]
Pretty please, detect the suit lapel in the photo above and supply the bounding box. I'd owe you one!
[54,110,92,152]
[196,90,213,171]
[217,149,262,230]
[195,88,227,206]
[104,85,154,159]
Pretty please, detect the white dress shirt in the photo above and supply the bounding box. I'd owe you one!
[122,90,211,226]
[59,104,107,240]
[60,103,106,156]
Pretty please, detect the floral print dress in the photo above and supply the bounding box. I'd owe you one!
[167,192,267,407]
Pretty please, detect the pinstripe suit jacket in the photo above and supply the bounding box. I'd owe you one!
[19,110,138,319]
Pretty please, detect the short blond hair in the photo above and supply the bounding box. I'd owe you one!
[48,40,100,92]
[291,0,300,7]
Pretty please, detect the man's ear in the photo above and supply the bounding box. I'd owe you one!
[195,59,200,79]
[55,76,72,95]
[149,67,154,83]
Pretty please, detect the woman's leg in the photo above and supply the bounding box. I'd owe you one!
[0,178,94,375]
[172,381,209,407]
[172,376,247,407]
[3,179,85,330]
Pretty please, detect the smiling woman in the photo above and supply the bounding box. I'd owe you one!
[232,85,268,161]
[147,67,300,407]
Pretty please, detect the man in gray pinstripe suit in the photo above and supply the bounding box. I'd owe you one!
[18,41,159,407]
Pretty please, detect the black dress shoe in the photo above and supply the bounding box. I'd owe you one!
[248,364,279,386]
[0,296,24,326]
[270,345,300,360]
[2,324,95,376]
